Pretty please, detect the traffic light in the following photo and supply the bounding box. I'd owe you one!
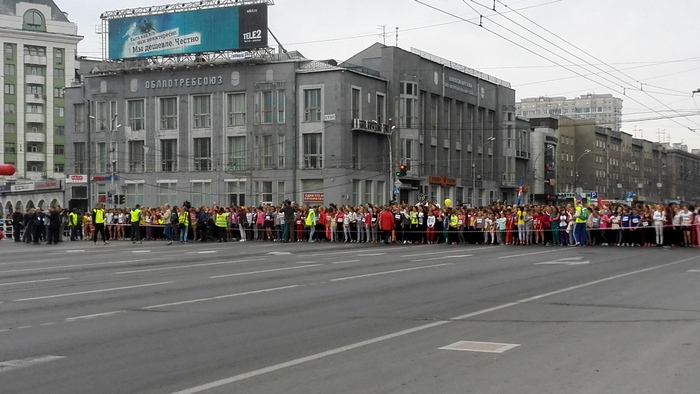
[119,195,125,204]
[395,164,407,177]
[113,194,119,205]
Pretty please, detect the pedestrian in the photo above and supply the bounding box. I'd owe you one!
[92,203,109,245]
[131,204,142,244]
[47,206,62,245]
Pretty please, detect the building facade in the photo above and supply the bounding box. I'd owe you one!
[0,0,81,215]
[517,93,623,131]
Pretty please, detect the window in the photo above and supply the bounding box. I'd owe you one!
[54,48,63,65]
[430,95,438,138]
[128,140,145,173]
[4,64,15,75]
[4,84,15,95]
[351,87,361,119]
[277,181,285,204]
[227,136,246,171]
[262,135,273,169]
[96,142,107,173]
[4,123,16,134]
[54,145,64,155]
[27,104,43,114]
[193,95,211,128]
[54,88,64,98]
[226,181,246,206]
[277,136,285,168]
[304,88,321,122]
[54,164,64,173]
[27,162,43,172]
[24,46,46,56]
[227,93,246,127]
[365,180,373,205]
[125,183,145,209]
[303,133,323,169]
[4,44,13,61]
[4,103,15,114]
[23,10,44,30]
[191,181,211,207]
[157,182,178,206]
[4,142,16,153]
[95,101,108,131]
[74,142,86,173]
[376,93,386,124]
[128,100,145,131]
[161,139,177,172]
[377,181,385,205]
[74,104,85,133]
[261,91,273,124]
[254,181,273,205]
[193,137,211,171]
[159,97,177,129]
[28,85,43,95]
[277,90,285,123]
[400,138,417,170]
[27,66,43,75]
[54,106,64,117]
[400,82,418,128]
[352,180,360,206]
[54,68,64,79]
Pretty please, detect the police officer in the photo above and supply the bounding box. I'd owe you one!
[131,204,142,244]
[92,203,109,245]
[215,207,227,242]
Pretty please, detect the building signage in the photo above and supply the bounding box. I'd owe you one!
[107,4,268,60]
[66,174,88,183]
[444,76,476,96]
[91,175,120,181]
[0,185,11,193]
[303,193,324,203]
[35,180,61,191]
[145,76,224,90]
[428,176,457,187]
[11,183,35,192]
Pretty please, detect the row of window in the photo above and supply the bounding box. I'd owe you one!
[3,103,64,116]
[3,143,63,154]
[3,83,64,98]
[4,44,63,64]
[72,133,324,174]
[2,123,64,135]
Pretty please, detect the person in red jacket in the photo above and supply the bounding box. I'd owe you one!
[379,206,395,244]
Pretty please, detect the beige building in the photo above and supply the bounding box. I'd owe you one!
[517,93,623,132]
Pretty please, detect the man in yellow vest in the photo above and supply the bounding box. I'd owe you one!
[215,207,228,242]
[69,208,79,241]
[92,203,109,245]
[449,209,459,245]
[131,204,142,244]
[306,206,317,242]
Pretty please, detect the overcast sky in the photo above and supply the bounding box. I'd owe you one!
[59,0,700,148]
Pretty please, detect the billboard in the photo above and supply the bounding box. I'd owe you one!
[108,4,267,59]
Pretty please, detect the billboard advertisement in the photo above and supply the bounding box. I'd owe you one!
[108,4,267,59]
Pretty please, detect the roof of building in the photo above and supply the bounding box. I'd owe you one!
[0,0,70,22]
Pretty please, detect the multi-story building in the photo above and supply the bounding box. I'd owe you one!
[0,0,81,215]
[64,43,519,209]
[517,93,623,131]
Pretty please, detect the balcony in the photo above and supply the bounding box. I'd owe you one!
[25,113,44,123]
[25,93,45,104]
[25,152,45,162]
[25,132,46,142]
[24,55,47,65]
[25,75,45,85]
[351,119,388,135]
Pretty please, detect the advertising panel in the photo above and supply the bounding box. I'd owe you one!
[108,4,267,59]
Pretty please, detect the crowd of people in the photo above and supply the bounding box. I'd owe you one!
[4,199,699,248]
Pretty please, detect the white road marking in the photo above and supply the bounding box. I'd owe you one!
[0,355,65,373]
[331,263,454,282]
[66,250,85,253]
[64,310,126,322]
[301,250,360,258]
[169,255,700,394]
[268,251,292,256]
[141,285,299,309]
[198,251,217,254]
[535,261,590,266]
[17,326,32,329]
[411,255,472,262]
[401,246,491,258]
[0,259,146,274]
[687,269,700,272]
[331,260,360,265]
[210,265,321,279]
[132,250,151,253]
[116,258,264,275]
[357,253,386,257]
[294,261,319,265]
[14,282,173,302]
[439,340,521,354]
[497,249,563,259]
[40,322,56,326]
[0,278,69,287]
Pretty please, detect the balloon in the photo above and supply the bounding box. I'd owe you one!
[444,198,452,208]
[0,164,15,176]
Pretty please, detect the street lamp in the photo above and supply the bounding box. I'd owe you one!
[574,149,591,193]
[532,145,554,203]
[471,136,496,207]
[109,123,121,207]
[387,124,396,203]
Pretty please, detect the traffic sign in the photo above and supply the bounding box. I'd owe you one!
[393,187,400,195]
[394,180,402,187]
[590,191,598,199]
[626,191,634,199]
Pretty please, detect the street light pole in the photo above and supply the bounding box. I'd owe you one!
[471,136,495,207]
[387,124,396,204]
[574,149,591,193]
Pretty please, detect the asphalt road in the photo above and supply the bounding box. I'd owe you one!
[1,238,699,394]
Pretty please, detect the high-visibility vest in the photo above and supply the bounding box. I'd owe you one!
[69,212,78,226]
[449,215,458,228]
[216,213,227,227]
[305,210,316,226]
[130,209,141,223]
[178,211,189,227]
[410,212,418,225]
[93,209,105,224]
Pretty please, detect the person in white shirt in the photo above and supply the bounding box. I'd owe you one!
[652,204,666,246]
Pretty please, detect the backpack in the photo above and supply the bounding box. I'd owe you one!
[170,211,178,224]
[579,207,589,220]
